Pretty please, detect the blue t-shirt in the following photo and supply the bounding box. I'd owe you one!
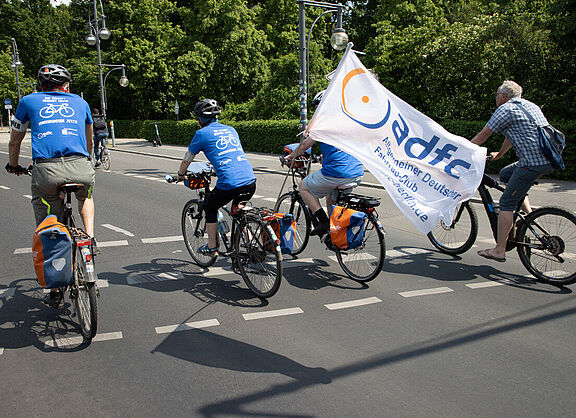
[13,92,93,160]
[188,122,256,190]
[319,143,364,178]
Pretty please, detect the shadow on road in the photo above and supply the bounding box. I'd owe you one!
[0,278,91,352]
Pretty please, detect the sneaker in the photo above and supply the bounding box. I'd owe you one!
[94,161,101,168]
[197,244,218,256]
[310,222,329,237]
[91,237,101,255]
[43,289,64,309]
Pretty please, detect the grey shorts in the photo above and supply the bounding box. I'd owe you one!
[31,157,95,225]
[498,162,552,211]
[302,170,363,199]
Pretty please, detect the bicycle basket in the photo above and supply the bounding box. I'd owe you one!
[184,177,209,190]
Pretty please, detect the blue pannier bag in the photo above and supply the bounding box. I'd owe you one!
[515,102,566,171]
[272,213,297,254]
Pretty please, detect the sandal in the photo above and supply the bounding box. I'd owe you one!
[477,249,506,263]
[197,244,218,255]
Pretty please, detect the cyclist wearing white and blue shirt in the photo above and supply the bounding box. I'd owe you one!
[6,64,96,308]
[471,80,553,263]
[177,99,256,255]
[286,91,364,237]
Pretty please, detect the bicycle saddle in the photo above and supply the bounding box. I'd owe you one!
[337,182,358,190]
[57,183,84,193]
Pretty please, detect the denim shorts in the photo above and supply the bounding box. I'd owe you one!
[302,170,363,199]
[498,162,552,211]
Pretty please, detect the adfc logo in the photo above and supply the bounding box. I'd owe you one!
[341,68,390,129]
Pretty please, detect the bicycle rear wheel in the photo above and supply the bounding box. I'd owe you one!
[274,192,311,255]
[335,214,385,282]
[427,201,478,255]
[516,206,576,285]
[182,199,217,268]
[101,147,111,170]
[73,247,98,340]
[234,214,282,298]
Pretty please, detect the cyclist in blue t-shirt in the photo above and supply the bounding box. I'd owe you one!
[6,64,97,307]
[177,99,256,255]
[285,91,364,237]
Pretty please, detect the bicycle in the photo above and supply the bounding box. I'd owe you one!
[276,156,386,282]
[427,163,576,286]
[92,140,111,170]
[166,164,283,298]
[152,122,163,147]
[11,166,99,340]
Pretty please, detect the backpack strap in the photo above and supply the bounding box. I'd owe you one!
[513,101,540,126]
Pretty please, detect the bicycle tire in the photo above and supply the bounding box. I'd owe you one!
[182,199,217,268]
[234,214,282,298]
[101,147,111,170]
[516,206,576,286]
[73,247,98,340]
[274,193,311,255]
[335,214,385,282]
[427,201,479,255]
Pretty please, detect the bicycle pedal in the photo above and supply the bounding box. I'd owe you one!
[218,250,232,257]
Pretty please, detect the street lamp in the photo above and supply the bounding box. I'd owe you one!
[10,38,24,101]
[86,0,112,118]
[297,0,348,133]
[101,64,129,115]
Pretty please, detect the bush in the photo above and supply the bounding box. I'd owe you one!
[112,118,575,181]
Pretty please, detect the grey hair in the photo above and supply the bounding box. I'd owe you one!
[497,80,522,98]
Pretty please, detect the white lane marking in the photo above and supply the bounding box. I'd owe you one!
[0,185,10,190]
[386,248,432,258]
[0,288,16,298]
[261,197,277,203]
[44,331,123,348]
[14,248,32,254]
[399,287,454,298]
[0,348,4,355]
[155,319,220,334]
[101,224,134,237]
[96,279,109,288]
[132,175,152,179]
[99,240,129,248]
[329,253,375,262]
[142,235,183,244]
[325,297,382,311]
[23,195,32,199]
[466,281,507,289]
[122,173,137,176]
[203,267,234,277]
[243,307,304,321]
[252,194,264,199]
[127,271,184,285]
[476,238,495,245]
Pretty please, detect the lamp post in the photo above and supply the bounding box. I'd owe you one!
[85,0,111,118]
[10,38,23,102]
[101,63,128,116]
[297,0,348,133]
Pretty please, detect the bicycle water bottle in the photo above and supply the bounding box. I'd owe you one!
[217,210,230,234]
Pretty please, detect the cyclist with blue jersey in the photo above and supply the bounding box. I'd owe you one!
[177,99,256,255]
[6,64,96,307]
[285,91,364,237]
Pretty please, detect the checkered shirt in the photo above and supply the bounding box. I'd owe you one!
[486,98,550,166]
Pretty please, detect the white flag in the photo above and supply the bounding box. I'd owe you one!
[306,46,486,234]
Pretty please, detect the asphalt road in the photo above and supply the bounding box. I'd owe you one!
[1,133,576,417]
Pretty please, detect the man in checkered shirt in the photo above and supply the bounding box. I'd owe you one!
[471,80,553,262]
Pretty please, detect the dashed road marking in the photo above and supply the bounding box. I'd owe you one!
[0,288,16,298]
[0,348,4,355]
[386,248,433,259]
[23,195,32,199]
[0,185,10,190]
[13,248,32,255]
[44,331,123,348]
[466,281,507,289]
[98,240,129,248]
[243,307,304,321]
[141,235,183,244]
[155,319,220,334]
[261,197,277,203]
[127,271,184,285]
[96,279,109,288]
[325,297,382,310]
[399,287,454,298]
[102,224,134,237]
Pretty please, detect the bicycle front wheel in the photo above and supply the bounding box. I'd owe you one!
[427,201,478,255]
[234,215,282,298]
[516,206,576,286]
[73,248,98,340]
[182,199,217,268]
[335,214,385,282]
[101,147,111,170]
[274,193,311,255]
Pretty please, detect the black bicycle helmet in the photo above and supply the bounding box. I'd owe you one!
[312,90,325,108]
[194,99,221,118]
[37,64,71,89]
